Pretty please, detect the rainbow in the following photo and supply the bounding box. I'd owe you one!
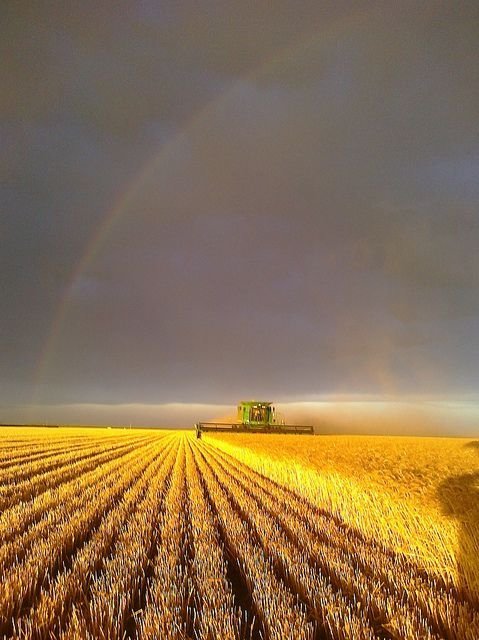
[32,7,374,402]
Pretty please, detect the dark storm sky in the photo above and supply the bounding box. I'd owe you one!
[1,1,479,417]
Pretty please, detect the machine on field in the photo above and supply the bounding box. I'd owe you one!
[195,400,314,438]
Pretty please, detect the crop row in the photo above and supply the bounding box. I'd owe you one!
[1,437,173,638]
[202,441,479,640]
[2,431,476,640]
[0,435,157,510]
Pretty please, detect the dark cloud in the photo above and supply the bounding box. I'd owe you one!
[1,2,478,418]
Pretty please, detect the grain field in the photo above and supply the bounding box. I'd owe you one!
[0,427,477,640]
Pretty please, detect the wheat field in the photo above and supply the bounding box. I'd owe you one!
[0,427,478,640]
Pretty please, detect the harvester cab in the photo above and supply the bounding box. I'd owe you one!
[195,400,314,437]
[237,401,275,426]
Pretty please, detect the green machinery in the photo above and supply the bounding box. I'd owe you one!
[195,400,314,438]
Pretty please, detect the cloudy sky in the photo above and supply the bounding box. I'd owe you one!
[1,2,478,428]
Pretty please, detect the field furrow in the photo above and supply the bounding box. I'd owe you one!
[0,439,103,469]
[1,429,476,640]
[61,440,178,640]
[204,442,435,638]
[0,440,166,636]
[135,438,191,640]
[0,438,165,548]
[198,441,379,640]
[184,441,243,640]
[203,441,479,640]
[0,444,156,577]
[15,438,176,640]
[0,436,155,510]
[0,436,152,486]
[192,440,315,640]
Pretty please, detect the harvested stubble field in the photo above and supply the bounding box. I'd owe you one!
[0,428,478,640]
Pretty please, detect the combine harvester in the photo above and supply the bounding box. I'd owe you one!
[195,400,314,438]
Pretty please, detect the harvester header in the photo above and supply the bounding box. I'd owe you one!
[195,400,314,438]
